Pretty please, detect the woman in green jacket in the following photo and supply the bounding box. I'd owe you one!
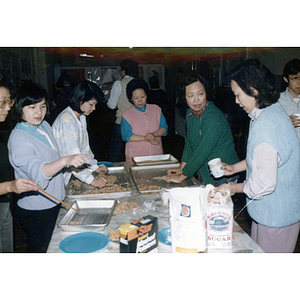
[167,74,239,186]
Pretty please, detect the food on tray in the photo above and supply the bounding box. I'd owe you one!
[137,184,161,191]
[109,228,120,241]
[114,202,139,212]
[152,175,167,181]
[68,221,81,225]
[67,174,131,195]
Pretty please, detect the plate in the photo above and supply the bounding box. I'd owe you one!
[97,161,114,167]
[59,232,109,253]
[158,227,172,246]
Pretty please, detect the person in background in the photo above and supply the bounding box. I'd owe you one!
[107,59,139,162]
[0,71,38,253]
[147,74,168,115]
[52,80,108,188]
[121,78,168,161]
[221,59,300,253]
[8,82,87,252]
[278,58,300,140]
[166,74,239,186]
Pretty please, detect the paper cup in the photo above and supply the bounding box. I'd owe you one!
[208,158,225,178]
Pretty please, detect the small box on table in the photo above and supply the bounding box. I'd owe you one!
[119,215,158,253]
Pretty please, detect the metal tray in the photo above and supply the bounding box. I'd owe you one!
[65,166,133,198]
[130,163,200,193]
[132,154,178,166]
[59,200,116,232]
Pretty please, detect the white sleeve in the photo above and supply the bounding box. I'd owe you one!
[243,142,281,199]
[107,80,121,109]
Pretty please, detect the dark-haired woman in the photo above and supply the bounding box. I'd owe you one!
[52,80,108,188]
[166,74,239,186]
[8,82,87,252]
[221,59,300,253]
[121,78,168,161]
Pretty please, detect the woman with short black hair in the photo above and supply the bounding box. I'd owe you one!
[53,80,108,188]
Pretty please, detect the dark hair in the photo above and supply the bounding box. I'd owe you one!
[69,80,105,114]
[126,78,149,103]
[0,70,17,99]
[149,75,160,89]
[181,74,211,99]
[13,82,49,123]
[228,58,279,109]
[282,58,300,80]
[120,60,139,77]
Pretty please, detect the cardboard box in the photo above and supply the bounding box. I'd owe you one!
[119,215,158,253]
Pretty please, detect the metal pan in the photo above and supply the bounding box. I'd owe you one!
[130,163,200,193]
[58,199,116,231]
[132,154,178,166]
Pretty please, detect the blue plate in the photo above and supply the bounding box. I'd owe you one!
[59,232,109,253]
[97,161,114,167]
[158,227,172,246]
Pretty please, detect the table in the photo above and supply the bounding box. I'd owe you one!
[47,191,264,253]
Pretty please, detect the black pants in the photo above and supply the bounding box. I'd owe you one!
[17,204,60,253]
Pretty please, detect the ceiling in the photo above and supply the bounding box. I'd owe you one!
[45,47,275,66]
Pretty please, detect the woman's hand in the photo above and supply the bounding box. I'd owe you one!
[145,133,160,145]
[166,173,187,183]
[221,163,235,176]
[95,164,108,173]
[91,177,108,188]
[9,178,38,194]
[64,154,89,168]
[290,115,300,128]
[167,167,182,175]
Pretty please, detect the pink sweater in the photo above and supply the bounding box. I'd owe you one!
[122,104,163,161]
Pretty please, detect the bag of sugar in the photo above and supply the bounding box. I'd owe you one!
[206,187,233,249]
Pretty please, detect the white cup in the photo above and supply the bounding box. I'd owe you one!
[208,158,225,178]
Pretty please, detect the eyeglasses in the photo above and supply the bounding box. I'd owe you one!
[289,76,300,82]
[0,97,14,109]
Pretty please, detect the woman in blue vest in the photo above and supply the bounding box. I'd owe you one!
[221,58,300,253]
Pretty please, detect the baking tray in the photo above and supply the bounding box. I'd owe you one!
[59,200,116,231]
[130,163,200,193]
[132,154,178,166]
[65,166,133,198]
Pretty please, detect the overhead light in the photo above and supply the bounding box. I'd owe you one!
[79,53,94,58]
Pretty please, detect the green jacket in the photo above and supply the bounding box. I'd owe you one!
[182,101,239,185]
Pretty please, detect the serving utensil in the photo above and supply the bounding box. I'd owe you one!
[37,186,78,212]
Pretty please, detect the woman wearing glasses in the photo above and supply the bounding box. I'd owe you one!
[0,71,37,252]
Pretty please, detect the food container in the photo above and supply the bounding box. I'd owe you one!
[66,166,133,199]
[119,215,158,253]
[130,163,200,193]
[58,199,116,231]
[132,154,178,166]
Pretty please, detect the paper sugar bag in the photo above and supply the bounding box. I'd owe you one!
[207,188,233,249]
[165,185,214,253]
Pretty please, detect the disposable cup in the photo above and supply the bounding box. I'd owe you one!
[208,158,225,178]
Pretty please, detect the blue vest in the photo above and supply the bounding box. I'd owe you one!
[246,102,300,227]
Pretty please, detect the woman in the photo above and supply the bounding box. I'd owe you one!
[221,58,300,253]
[0,71,37,253]
[8,83,87,252]
[166,74,239,186]
[121,78,168,161]
[52,80,108,188]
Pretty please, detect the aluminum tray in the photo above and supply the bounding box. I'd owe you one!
[130,163,200,193]
[132,154,178,166]
[59,200,116,231]
[65,166,133,199]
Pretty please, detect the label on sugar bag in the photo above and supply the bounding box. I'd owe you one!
[207,188,233,249]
